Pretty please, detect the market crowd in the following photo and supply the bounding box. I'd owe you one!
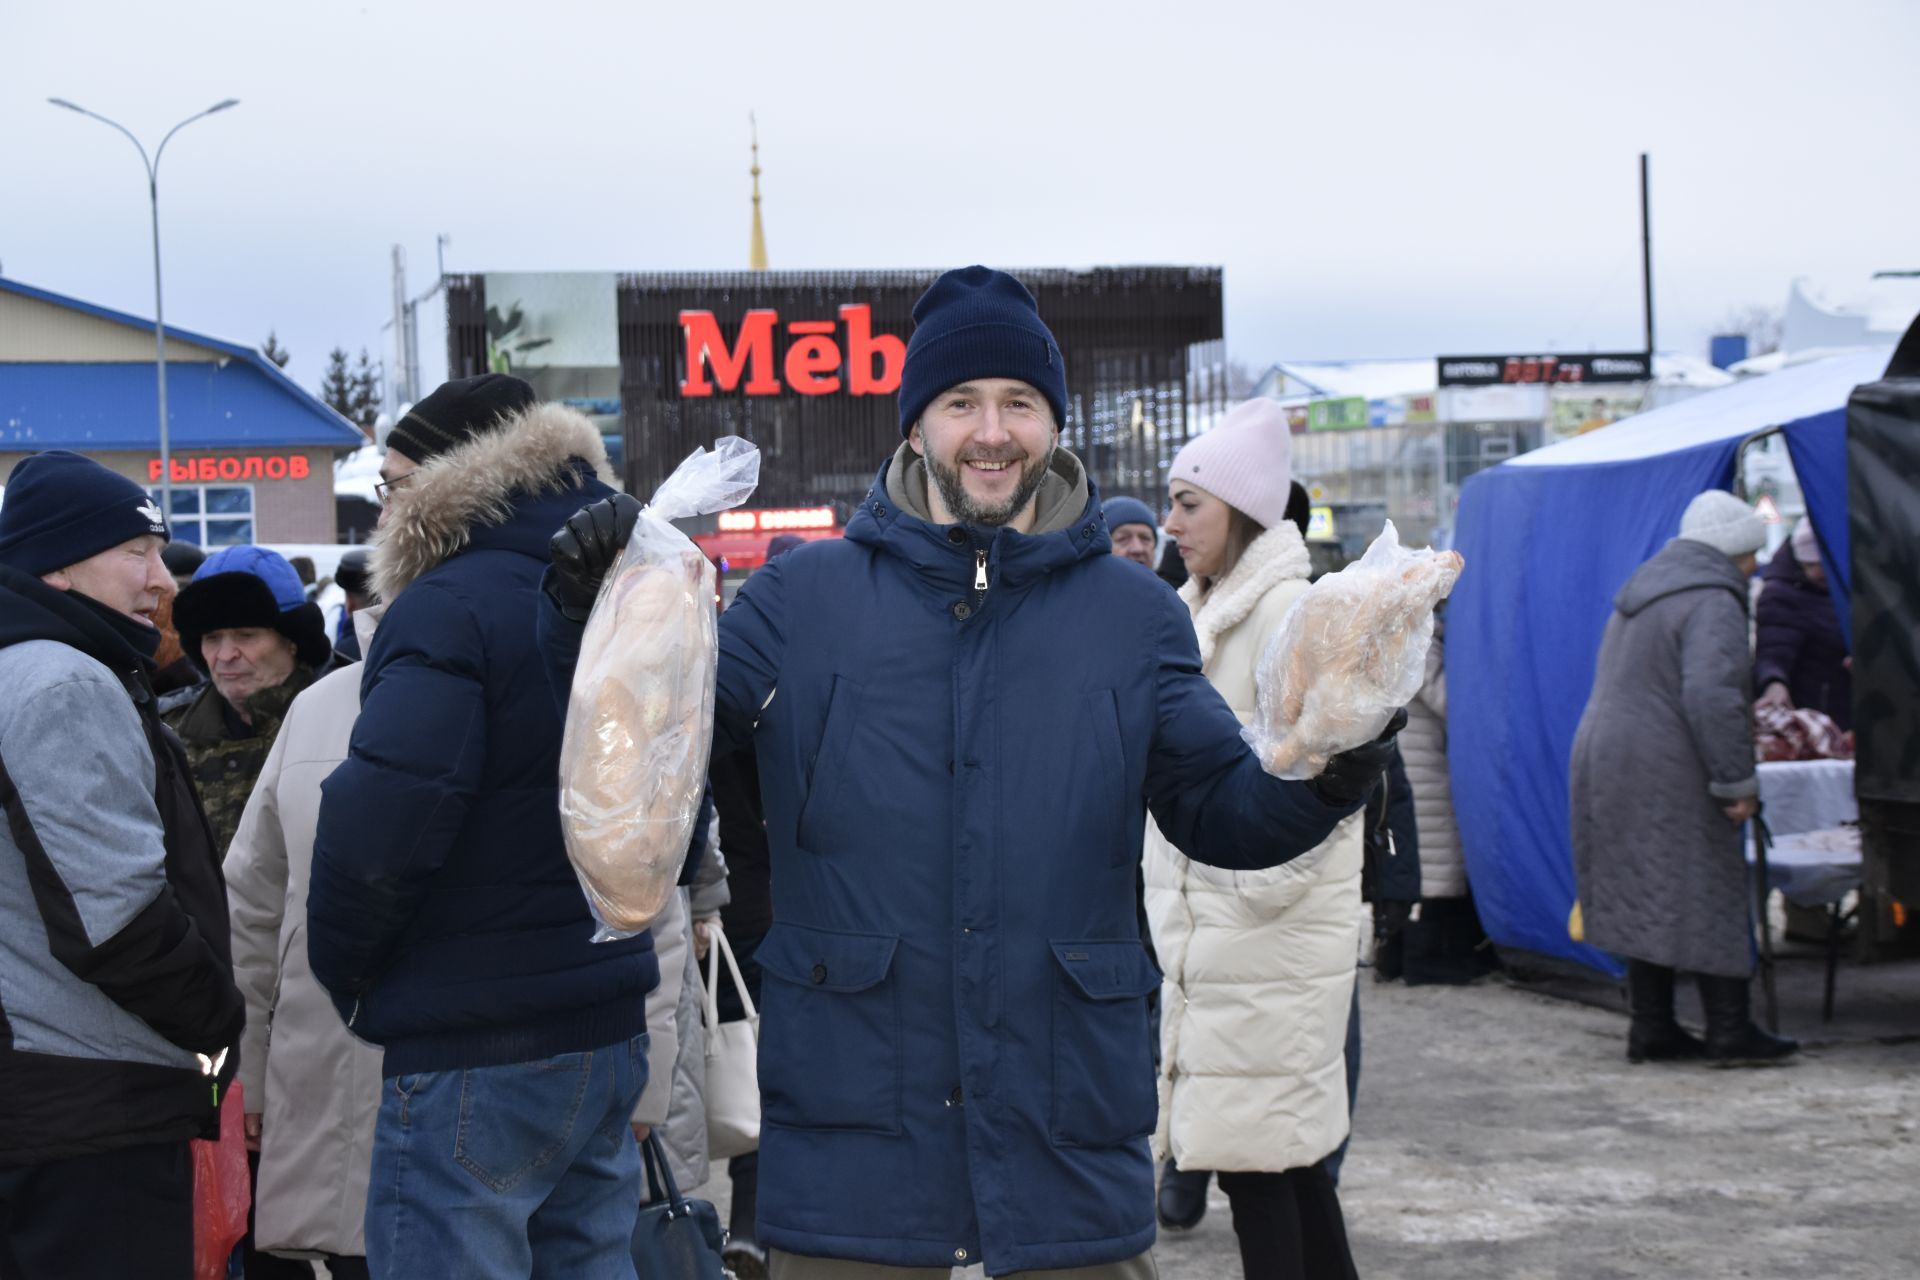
[0,267,1819,1280]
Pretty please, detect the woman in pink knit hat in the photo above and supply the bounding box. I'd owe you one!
[1143,399,1363,1280]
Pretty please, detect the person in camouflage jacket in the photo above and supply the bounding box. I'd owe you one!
[165,546,332,858]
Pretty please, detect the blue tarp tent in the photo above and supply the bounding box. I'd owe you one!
[1448,349,1891,973]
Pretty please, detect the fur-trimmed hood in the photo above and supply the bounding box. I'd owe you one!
[370,401,615,602]
[1179,522,1312,667]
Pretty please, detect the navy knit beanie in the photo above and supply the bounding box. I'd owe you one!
[1102,496,1158,535]
[0,450,169,576]
[388,373,536,464]
[898,267,1067,436]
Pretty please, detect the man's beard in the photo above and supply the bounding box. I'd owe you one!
[927,444,1054,527]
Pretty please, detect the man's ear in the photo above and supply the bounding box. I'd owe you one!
[907,421,925,457]
[39,569,72,592]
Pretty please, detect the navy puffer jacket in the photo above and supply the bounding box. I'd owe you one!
[541,445,1354,1273]
[310,405,656,1077]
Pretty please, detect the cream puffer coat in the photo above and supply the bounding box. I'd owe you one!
[226,610,386,1258]
[1143,524,1364,1174]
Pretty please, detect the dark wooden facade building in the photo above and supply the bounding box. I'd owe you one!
[445,267,1227,514]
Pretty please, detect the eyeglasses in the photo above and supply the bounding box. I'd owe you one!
[374,475,414,504]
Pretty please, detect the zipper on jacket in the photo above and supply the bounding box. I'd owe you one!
[973,550,989,596]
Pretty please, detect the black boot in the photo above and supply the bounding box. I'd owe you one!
[1157,1159,1210,1231]
[722,1152,767,1279]
[1625,959,1706,1063]
[1696,973,1799,1064]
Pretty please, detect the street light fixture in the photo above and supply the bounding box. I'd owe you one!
[48,97,239,524]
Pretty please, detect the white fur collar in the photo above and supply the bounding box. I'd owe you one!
[370,401,614,602]
[1179,523,1311,667]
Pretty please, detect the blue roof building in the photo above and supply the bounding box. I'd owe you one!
[1,277,365,545]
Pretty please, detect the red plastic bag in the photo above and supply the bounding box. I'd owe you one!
[192,1080,251,1280]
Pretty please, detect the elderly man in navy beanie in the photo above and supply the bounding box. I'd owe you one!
[1102,496,1161,569]
[542,267,1403,1279]
[0,452,243,1280]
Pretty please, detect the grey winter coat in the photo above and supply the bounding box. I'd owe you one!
[1570,539,1759,977]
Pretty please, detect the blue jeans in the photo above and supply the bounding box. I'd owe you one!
[366,1034,649,1280]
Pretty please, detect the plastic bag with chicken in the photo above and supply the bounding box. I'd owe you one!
[1245,520,1464,780]
[559,437,760,941]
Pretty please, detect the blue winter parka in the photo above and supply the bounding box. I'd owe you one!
[310,405,657,1078]
[541,445,1357,1273]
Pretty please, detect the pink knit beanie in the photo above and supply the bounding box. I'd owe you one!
[1166,399,1293,529]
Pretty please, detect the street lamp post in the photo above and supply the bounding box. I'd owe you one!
[48,97,238,524]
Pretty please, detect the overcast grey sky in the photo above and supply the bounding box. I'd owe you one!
[5,0,1915,397]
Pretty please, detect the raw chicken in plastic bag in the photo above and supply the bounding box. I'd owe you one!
[560,437,760,940]
[1245,520,1464,780]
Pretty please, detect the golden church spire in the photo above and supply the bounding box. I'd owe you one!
[749,113,769,271]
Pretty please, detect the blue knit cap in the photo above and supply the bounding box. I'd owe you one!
[1102,496,1158,535]
[189,544,309,610]
[898,266,1068,436]
[0,450,169,576]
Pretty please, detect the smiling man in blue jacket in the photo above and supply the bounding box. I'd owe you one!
[543,268,1398,1279]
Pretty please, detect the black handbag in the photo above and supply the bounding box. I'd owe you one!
[632,1129,729,1279]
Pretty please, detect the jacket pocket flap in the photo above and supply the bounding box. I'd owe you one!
[1050,940,1161,1001]
[758,922,899,994]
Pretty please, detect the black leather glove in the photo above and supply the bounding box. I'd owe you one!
[1373,898,1414,944]
[1309,708,1408,808]
[546,492,643,620]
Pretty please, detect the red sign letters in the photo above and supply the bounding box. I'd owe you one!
[679,304,905,398]
[146,454,311,482]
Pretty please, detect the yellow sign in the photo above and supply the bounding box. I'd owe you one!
[1307,506,1337,541]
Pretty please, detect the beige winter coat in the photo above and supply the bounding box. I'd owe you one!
[1401,635,1467,899]
[225,609,386,1258]
[1143,524,1363,1173]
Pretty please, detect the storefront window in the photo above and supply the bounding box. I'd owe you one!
[150,484,255,547]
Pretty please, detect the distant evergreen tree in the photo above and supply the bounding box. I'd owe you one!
[349,349,381,434]
[262,330,291,368]
[320,348,354,421]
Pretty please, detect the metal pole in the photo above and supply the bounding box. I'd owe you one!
[149,169,171,519]
[1640,152,1655,358]
[48,97,238,526]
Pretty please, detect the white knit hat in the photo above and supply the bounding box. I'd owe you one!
[1677,490,1767,558]
[1167,399,1293,528]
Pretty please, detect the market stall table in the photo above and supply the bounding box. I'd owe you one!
[1753,760,1861,1022]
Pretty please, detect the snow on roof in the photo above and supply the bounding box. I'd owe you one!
[334,443,384,504]
[1257,358,1437,402]
[1782,273,1920,354]
[1652,352,1736,389]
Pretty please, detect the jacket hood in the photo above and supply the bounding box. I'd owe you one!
[1180,521,1312,667]
[847,444,1108,593]
[1615,538,1750,618]
[370,401,616,601]
[0,562,156,671]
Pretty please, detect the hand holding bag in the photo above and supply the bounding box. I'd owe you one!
[704,926,761,1160]
[632,1128,727,1279]
[192,1077,250,1280]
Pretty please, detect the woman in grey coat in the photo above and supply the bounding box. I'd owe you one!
[1571,490,1797,1066]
